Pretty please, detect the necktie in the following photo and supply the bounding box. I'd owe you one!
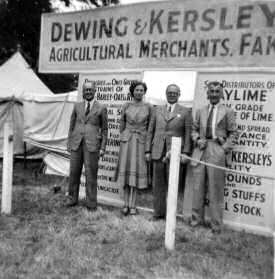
[206,105,214,139]
[166,105,172,118]
[85,101,90,116]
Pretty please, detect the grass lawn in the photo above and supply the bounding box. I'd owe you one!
[0,160,273,279]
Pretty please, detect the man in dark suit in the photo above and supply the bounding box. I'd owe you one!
[190,81,236,233]
[67,81,108,210]
[146,84,191,220]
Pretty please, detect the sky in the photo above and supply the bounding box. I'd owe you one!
[50,0,197,103]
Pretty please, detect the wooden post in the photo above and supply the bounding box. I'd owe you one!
[1,119,14,214]
[273,179,275,276]
[274,232,275,278]
[165,137,182,250]
[23,142,27,169]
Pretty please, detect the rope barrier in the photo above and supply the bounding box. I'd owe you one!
[23,137,70,157]
[181,153,275,181]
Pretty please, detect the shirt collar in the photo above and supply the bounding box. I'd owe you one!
[86,99,95,108]
[208,102,220,110]
[167,103,176,112]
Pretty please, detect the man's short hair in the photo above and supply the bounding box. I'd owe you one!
[207,81,223,90]
[166,84,180,93]
[83,81,95,90]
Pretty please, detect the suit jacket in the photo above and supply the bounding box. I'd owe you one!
[191,103,236,163]
[146,103,191,160]
[68,100,108,152]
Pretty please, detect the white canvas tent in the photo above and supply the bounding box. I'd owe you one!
[23,91,78,154]
[0,51,53,155]
[0,52,52,98]
[21,91,77,179]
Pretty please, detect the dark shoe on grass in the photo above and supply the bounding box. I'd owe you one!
[150,215,165,221]
[129,208,138,215]
[53,185,61,193]
[66,200,78,207]
[121,206,129,216]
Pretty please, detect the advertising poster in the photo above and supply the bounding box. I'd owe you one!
[78,72,143,205]
[185,72,275,235]
[39,0,275,72]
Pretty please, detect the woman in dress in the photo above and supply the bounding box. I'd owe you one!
[116,81,152,215]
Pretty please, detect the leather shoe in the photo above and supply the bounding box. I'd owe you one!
[66,200,78,207]
[129,207,138,215]
[121,206,129,216]
[150,216,165,221]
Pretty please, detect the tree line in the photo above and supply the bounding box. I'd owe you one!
[0,0,119,93]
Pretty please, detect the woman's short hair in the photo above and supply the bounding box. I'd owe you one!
[129,80,147,97]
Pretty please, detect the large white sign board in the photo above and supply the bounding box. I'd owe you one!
[184,72,275,235]
[39,0,275,72]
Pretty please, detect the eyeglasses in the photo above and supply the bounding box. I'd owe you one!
[209,89,220,93]
[167,92,179,95]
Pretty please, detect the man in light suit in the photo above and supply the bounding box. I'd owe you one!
[146,84,191,220]
[190,81,236,233]
[67,82,108,210]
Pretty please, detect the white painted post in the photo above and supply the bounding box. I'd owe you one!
[274,232,275,278]
[273,179,275,276]
[1,119,14,214]
[165,137,182,250]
